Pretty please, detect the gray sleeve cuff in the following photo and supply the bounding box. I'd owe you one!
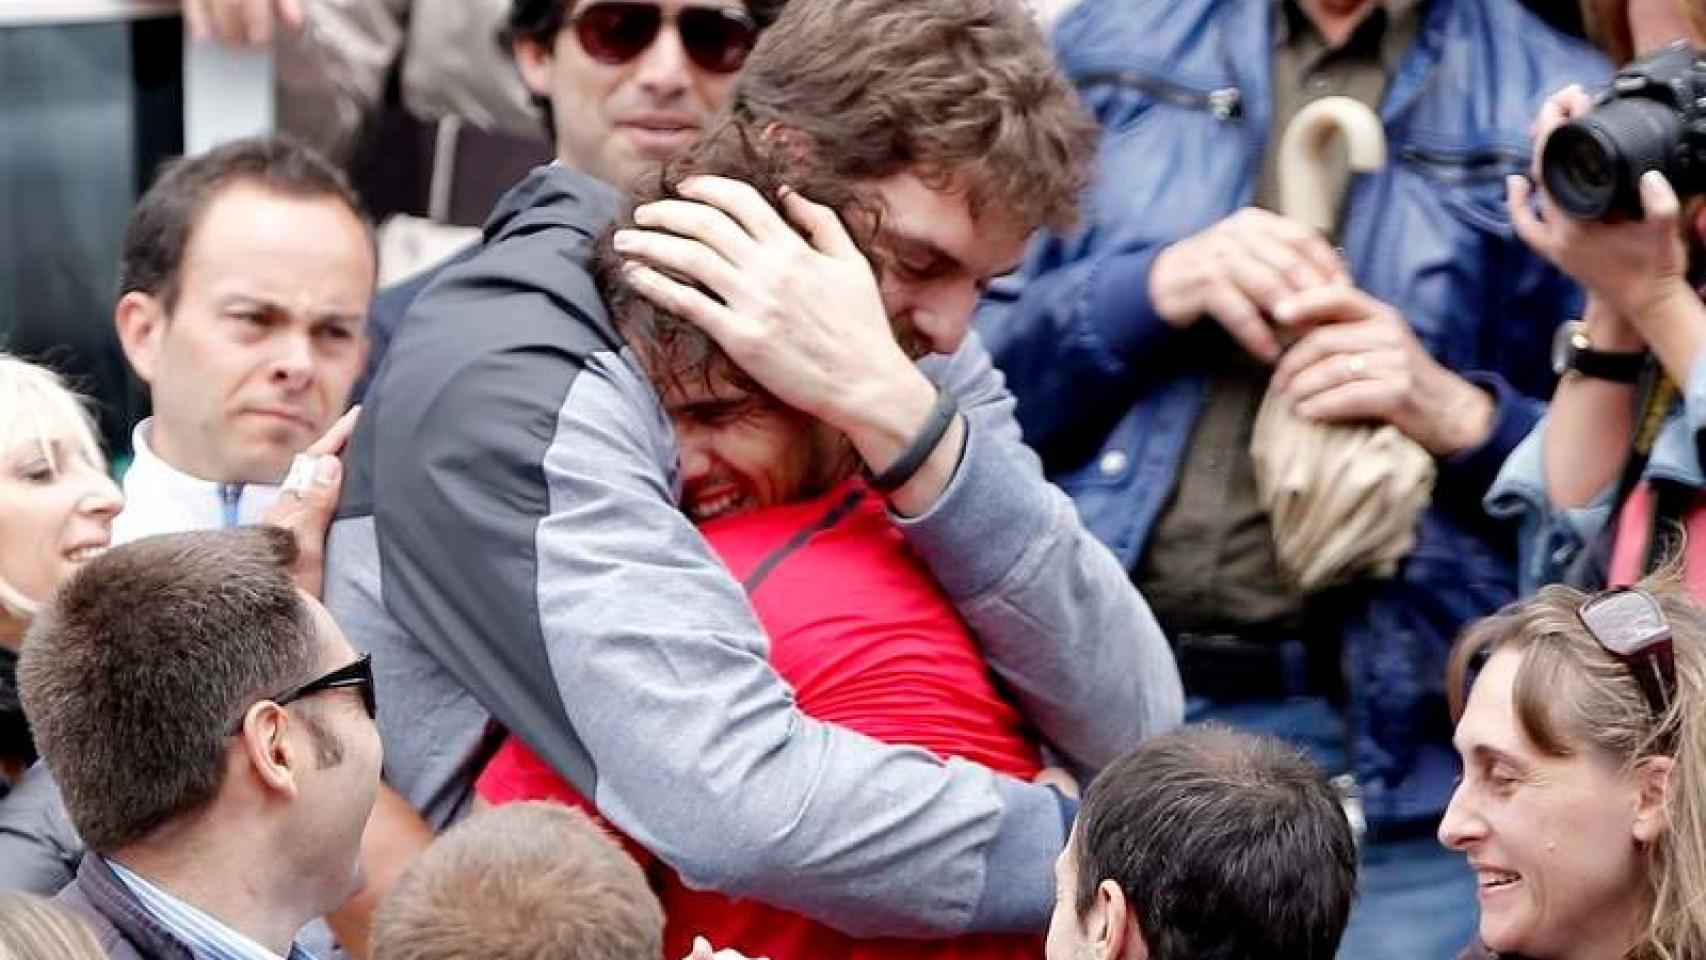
[969,777,1068,933]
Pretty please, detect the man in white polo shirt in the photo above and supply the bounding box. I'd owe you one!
[112,136,374,543]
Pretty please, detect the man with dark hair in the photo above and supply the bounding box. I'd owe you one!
[112,136,374,542]
[17,527,382,960]
[371,802,662,960]
[1046,726,1357,960]
[329,0,1179,938]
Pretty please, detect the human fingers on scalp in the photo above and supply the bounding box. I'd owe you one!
[613,228,747,302]
[632,199,764,269]
[621,262,748,343]
[677,176,802,248]
[779,189,863,260]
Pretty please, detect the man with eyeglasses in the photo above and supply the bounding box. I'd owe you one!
[17,527,382,960]
[328,0,1179,940]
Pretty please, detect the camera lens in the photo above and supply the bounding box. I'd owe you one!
[1542,97,1679,219]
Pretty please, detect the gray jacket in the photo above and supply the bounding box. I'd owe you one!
[324,164,1182,937]
[0,762,77,894]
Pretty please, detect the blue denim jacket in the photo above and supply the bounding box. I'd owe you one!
[979,0,1606,824]
[1488,355,1706,595]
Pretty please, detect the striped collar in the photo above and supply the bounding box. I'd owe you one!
[105,858,318,960]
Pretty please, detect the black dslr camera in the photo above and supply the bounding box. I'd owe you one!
[1542,41,1706,220]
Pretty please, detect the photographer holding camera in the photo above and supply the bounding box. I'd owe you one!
[1488,0,1706,596]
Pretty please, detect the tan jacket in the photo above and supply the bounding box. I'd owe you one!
[278,0,544,165]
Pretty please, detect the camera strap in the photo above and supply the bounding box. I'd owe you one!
[1562,358,1676,590]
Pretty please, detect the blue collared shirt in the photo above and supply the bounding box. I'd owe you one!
[105,858,318,960]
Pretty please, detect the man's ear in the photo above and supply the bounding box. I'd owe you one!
[114,291,168,387]
[1093,879,1139,960]
[512,36,556,98]
[1632,754,1674,845]
[236,703,305,800]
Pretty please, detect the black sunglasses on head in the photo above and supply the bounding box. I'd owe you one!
[229,653,377,735]
[569,2,758,74]
[1577,587,1678,721]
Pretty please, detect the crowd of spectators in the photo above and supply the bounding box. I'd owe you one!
[4,1,1706,959]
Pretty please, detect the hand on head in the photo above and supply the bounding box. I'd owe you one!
[614,175,916,433]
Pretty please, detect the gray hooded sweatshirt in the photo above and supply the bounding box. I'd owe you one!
[321,164,1182,936]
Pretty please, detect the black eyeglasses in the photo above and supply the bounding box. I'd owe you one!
[1577,587,1678,721]
[229,654,377,735]
[568,2,758,74]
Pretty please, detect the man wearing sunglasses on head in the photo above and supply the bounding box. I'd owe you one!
[19,527,383,960]
[328,0,1181,940]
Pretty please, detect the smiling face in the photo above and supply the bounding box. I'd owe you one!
[1440,649,1658,960]
[660,373,855,523]
[865,172,1030,355]
[117,182,373,485]
[0,416,121,635]
[515,0,748,188]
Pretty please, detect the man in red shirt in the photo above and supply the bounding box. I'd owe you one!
[478,132,1072,960]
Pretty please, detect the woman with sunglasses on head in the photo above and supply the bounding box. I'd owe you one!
[1440,573,1706,959]
[1486,0,1706,594]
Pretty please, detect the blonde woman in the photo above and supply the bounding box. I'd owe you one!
[1441,573,1706,959]
[0,892,104,960]
[0,356,121,790]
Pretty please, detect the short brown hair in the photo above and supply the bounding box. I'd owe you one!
[18,527,321,853]
[734,0,1097,234]
[593,124,899,400]
[372,802,664,960]
[1074,726,1355,960]
[120,136,371,312]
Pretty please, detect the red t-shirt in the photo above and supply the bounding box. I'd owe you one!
[478,479,1044,960]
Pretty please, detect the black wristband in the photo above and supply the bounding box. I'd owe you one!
[865,390,959,493]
